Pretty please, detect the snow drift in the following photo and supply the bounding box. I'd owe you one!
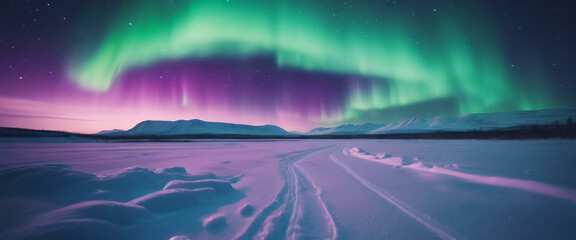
[344,146,576,202]
[0,165,241,240]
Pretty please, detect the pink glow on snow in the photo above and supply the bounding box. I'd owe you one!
[346,146,576,202]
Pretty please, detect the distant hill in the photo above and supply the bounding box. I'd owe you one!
[2,109,574,140]
[370,109,576,134]
[306,123,384,135]
[0,127,78,138]
[116,119,292,136]
[95,129,125,135]
[306,109,576,135]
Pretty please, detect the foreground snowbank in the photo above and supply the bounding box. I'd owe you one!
[1,140,575,239]
[0,165,241,240]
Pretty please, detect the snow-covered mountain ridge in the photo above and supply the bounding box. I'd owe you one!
[307,109,576,135]
[98,109,575,136]
[112,119,291,136]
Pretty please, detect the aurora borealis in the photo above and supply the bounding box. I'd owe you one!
[1,0,574,133]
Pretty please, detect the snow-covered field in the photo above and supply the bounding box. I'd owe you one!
[1,139,575,239]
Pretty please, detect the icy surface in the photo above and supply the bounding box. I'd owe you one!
[0,139,575,239]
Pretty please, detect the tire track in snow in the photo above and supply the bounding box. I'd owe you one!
[237,146,337,240]
[329,151,458,240]
[293,166,338,240]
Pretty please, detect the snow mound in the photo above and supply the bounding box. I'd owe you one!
[155,166,187,174]
[0,165,241,240]
[35,201,151,226]
[346,147,412,166]
[100,167,165,195]
[443,163,459,169]
[346,147,372,156]
[163,180,235,194]
[129,188,215,213]
[168,235,191,240]
[346,146,427,167]
[0,164,99,199]
[202,214,228,234]
[4,219,127,240]
[375,152,391,159]
[99,167,216,199]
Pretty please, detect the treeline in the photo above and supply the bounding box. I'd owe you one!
[0,127,78,138]
[505,117,576,139]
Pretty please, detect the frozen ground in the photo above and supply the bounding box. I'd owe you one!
[0,139,575,239]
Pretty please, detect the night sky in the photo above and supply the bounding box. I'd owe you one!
[1,0,574,133]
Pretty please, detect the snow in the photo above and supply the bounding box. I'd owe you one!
[120,119,291,136]
[163,180,235,194]
[0,164,99,199]
[344,146,576,201]
[34,201,152,226]
[203,214,228,234]
[5,219,127,240]
[1,139,575,239]
[129,188,210,213]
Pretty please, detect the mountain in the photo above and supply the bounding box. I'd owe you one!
[369,109,576,134]
[118,119,292,136]
[95,129,125,135]
[305,109,576,135]
[306,123,384,135]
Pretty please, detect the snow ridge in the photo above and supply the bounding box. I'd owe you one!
[305,109,576,135]
[370,109,576,134]
[345,146,576,202]
[0,165,240,240]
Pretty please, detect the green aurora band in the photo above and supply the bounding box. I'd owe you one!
[68,0,555,124]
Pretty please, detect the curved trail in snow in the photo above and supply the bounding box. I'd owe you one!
[236,146,337,240]
[329,150,458,240]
